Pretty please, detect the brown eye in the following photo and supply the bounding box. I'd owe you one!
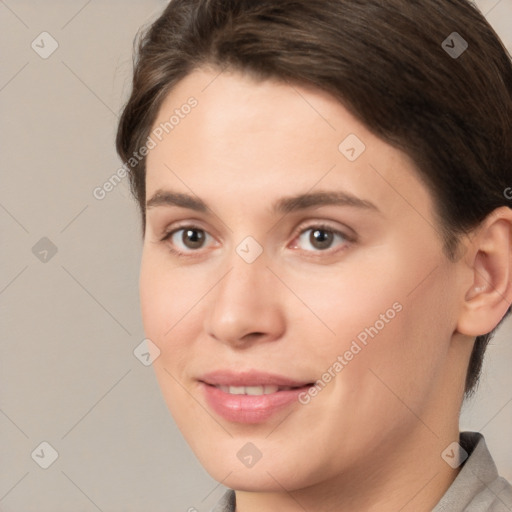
[180,228,206,249]
[295,225,350,253]
[310,228,334,250]
[162,226,213,255]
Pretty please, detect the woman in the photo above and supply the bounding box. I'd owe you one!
[116,0,512,510]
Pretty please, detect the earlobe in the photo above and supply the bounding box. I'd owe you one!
[457,207,512,337]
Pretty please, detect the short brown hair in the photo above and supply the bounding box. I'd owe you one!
[116,0,512,395]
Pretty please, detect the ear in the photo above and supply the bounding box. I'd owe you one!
[457,207,512,337]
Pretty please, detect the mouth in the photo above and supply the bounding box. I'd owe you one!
[198,369,314,393]
[198,370,315,423]
[205,383,311,395]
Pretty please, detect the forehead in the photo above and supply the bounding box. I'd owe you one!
[145,67,433,223]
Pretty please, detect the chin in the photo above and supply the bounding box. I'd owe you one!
[197,445,312,492]
[216,468,298,492]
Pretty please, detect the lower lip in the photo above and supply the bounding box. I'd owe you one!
[200,382,311,424]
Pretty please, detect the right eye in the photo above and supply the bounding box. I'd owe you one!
[161,225,216,257]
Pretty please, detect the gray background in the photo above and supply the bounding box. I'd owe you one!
[1,1,511,511]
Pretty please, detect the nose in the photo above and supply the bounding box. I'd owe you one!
[203,250,286,348]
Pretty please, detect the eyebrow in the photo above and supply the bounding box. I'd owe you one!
[146,189,379,215]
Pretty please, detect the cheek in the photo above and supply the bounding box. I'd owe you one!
[139,250,213,389]
[139,253,201,425]
[139,251,189,358]
[288,266,456,470]
[299,249,456,406]
[139,258,167,342]
[346,264,457,414]
[284,253,407,356]
[139,249,195,338]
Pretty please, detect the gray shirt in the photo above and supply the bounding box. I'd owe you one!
[210,432,511,511]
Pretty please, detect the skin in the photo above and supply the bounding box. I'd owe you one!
[140,67,512,512]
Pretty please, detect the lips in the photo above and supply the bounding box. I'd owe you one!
[199,369,313,388]
[198,370,314,423]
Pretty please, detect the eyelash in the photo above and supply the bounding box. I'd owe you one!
[159,222,354,259]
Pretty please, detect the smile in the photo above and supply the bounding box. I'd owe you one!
[214,385,297,395]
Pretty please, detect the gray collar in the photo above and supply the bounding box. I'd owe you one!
[433,431,512,511]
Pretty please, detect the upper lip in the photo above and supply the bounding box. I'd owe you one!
[199,370,313,388]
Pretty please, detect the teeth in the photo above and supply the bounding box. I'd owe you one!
[245,386,266,395]
[217,385,283,395]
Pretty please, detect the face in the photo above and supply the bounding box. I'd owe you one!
[141,68,467,492]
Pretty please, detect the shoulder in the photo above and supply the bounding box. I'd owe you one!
[433,432,512,512]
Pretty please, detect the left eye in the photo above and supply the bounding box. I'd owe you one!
[294,226,349,252]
